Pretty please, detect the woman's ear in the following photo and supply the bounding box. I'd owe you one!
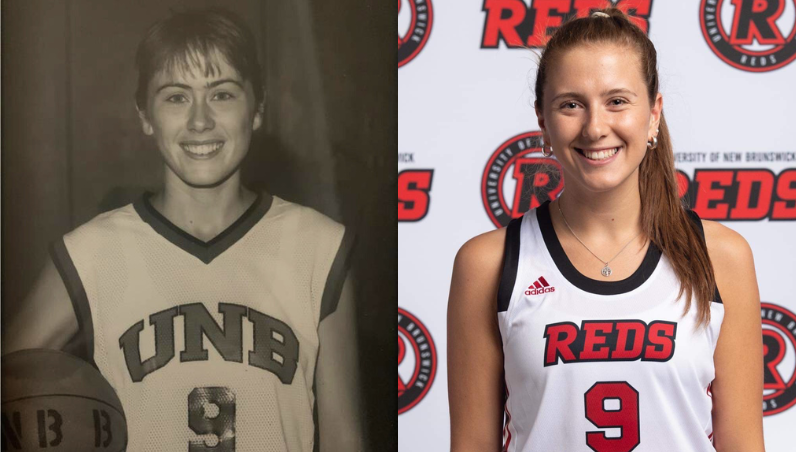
[252,100,264,131]
[535,101,550,144]
[137,104,154,136]
[649,93,663,137]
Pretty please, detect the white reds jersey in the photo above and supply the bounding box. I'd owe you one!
[51,193,353,452]
[498,201,724,452]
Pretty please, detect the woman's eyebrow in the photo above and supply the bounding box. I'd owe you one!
[154,79,244,94]
[155,82,191,94]
[550,88,637,103]
[602,88,637,97]
[549,91,582,103]
[206,78,244,89]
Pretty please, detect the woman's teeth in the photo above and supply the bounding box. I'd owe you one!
[581,147,619,160]
[181,142,223,155]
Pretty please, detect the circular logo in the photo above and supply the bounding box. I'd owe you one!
[762,302,796,416]
[700,0,796,72]
[481,131,564,228]
[398,307,437,414]
[398,0,434,68]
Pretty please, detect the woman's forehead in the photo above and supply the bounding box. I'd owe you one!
[152,48,242,85]
[546,43,643,91]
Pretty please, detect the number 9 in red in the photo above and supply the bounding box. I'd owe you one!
[584,381,640,452]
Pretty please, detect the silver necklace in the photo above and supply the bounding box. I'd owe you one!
[556,199,643,277]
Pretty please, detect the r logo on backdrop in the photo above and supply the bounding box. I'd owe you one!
[398,308,437,415]
[700,0,796,72]
[399,0,434,67]
[481,131,563,228]
[762,302,796,416]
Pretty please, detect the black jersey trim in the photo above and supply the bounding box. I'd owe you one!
[498,217,523,313]
[50,239,95,366]
[685,210,724,304]
[132,192,273,264]
[320,228,356,322]
[537,201,662,295]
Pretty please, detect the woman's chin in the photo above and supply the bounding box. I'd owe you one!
[569,174,638,195]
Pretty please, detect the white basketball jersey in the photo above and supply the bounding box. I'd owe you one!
[51,193,352,452]
[498,201,724,452]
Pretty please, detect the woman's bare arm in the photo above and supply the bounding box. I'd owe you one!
[316,275,364,451]
[703,220,765,452]
[448,228,507,452]
[3,258,78,355]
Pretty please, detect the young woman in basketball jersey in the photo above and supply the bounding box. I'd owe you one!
[4,9,362,451]
[448,9,764,452]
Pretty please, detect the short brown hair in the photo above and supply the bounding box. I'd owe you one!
[134,8,263,109]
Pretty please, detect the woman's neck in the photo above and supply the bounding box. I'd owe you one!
[150,170,257,242]
[553,177,643,244]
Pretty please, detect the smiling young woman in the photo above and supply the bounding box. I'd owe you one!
[448,8,764,452]
[3,9,362,452]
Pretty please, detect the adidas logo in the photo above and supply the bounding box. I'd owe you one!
[525,276,555,296]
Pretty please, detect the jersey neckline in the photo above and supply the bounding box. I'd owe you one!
[133,192,274,264]
[536,200,662,295]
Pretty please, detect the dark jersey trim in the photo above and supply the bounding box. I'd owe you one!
[537,201,662,295]
[498,216,523,313]
[313,373,320,452]
[685,210,724,304]
[132,192,273,264]
[50,239,95,365]
[319,228,356,323]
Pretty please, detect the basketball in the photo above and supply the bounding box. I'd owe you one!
[1,349,127,451]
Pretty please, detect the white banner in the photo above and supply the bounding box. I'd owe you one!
[399,1,796,451]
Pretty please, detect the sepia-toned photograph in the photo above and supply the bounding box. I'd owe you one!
[2,1,396,451]
[399,2,795,452]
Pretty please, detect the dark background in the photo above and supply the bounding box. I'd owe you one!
[1,0,396,449]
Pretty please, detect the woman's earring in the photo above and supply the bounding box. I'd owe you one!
[647,136,658,150]
[542,144,554,157]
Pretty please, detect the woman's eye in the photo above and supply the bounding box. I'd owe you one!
[610,98,627,106]
[213,92,234,101]
[562,102,578,109]
[166,94,188,104]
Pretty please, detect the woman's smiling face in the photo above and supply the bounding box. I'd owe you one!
[138,49,262,189]
[538,42,662,195]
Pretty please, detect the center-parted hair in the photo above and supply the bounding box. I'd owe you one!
[535,8,718,327]
[134,8,264,110]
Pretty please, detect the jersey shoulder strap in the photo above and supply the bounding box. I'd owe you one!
[50,204,139,364]
[498,215,523,313]
[684,208,723,304]
[270,197,354,323]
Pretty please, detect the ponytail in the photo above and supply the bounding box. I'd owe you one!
[535,8,717,326]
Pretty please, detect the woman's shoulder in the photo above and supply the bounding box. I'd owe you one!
[454,227,507,273]
[270,196,343,229]
[65,203,139,241]
[450,227,509,309]
[700,219,754,267]
[699,219,757,308]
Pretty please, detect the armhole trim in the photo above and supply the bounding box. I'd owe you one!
[312,372,320,452]
[50,239,96,364]
[498,217,522,313]
[319,228,356,322]
[684,210,723,304]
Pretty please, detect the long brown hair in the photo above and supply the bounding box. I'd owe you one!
[534,8,717,326]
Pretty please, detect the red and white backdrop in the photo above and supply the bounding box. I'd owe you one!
[398,1,796,450]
